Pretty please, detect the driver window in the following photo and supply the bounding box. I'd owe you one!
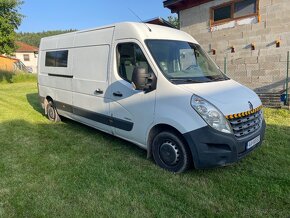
[117,43,153,83]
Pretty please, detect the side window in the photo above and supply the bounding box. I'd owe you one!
[45,51,56,66]
[117,43,152,82]
[45,50,68,67]
[55,50,68,67]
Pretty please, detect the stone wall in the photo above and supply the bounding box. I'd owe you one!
[179,0,290,93]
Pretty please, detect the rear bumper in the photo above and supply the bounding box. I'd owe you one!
[183,120,266,169]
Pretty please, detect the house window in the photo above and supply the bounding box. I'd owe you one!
[45,50,68,67]
[211,0,258,26]
[23,54,30,61]
[234,0,257,18]
[214,5,231,22]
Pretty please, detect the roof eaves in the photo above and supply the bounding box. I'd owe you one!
[145,17,176,28]
[163,0,183,7]
[164,0,213,12]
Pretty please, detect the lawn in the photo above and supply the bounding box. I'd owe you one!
[0,80,289,217]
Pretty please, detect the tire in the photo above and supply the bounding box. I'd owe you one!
[152,131,191,173]
[46,101,61,122]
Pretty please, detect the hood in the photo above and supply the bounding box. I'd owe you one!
[179,79,262,116]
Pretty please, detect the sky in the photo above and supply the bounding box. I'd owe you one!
[18,0,174,33]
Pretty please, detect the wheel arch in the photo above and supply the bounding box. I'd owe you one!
[147,123,190,159]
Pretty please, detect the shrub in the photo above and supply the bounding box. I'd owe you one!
[0,70,37,84]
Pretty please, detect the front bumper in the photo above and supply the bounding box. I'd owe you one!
[183,119,266,169]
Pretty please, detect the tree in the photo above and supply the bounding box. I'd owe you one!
[0,0,23,55]
[167,16,180,29]
[17,30,77,47]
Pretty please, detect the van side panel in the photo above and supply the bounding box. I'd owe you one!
[40,37,58,50]
[38,34,75,108]
[57,34,75,49]
[72,45,110,125]
[72,45,109,86]
[74,27,114,47]
[71,28,114,132]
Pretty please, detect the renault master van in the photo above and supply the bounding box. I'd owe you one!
[38,22,266,172]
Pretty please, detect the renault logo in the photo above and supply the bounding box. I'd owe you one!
[248,101,253,110]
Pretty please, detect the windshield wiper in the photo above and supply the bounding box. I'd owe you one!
[210,76,229,81]
[169,78,203,83]
[211,77,225,81]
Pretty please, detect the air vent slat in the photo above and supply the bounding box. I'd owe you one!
[228,110,262,138]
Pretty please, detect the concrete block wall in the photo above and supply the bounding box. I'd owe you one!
[180,0,290,93]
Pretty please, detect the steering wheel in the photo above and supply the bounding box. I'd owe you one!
[185,64,199,71]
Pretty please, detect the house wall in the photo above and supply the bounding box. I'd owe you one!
[179,0,290,93]
[15,52,38,73]
[0,56,18,72]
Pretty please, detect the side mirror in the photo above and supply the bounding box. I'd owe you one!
[132,67,152,92]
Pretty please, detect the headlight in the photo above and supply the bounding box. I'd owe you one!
[191,95,233,134]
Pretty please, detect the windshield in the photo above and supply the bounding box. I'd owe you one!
[146,40,229,84]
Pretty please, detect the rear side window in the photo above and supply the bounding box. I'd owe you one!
[45,50,68,67]
[116,43,152,83]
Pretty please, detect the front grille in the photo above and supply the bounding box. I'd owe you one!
[228,110,263,138]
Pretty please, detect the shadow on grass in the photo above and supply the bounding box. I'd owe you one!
[0,71,14,83]
[1,119,289,217]
[26,93,43,114]
[1,118,147,162]
[26,93,145,156]
[25,92,290,174]
[2,117,289,177]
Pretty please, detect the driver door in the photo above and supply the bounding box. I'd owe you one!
[109,40,157,147]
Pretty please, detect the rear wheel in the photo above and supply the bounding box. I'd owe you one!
[46,101,61,122]
[152,131,191,173]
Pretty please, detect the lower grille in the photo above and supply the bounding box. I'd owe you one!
[228,110,263,138]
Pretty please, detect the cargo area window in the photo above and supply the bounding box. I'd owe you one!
[211,0,258,26]
[116,43,153,83]
[45,50,68,67]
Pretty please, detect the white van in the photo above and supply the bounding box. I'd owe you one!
[38,22,266,172]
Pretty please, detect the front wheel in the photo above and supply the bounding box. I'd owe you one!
[152,131,191,173]
[46,101,61,122]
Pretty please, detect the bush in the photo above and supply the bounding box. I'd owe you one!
[0,70,37,84]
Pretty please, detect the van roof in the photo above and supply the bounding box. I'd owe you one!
[40,22,198,44]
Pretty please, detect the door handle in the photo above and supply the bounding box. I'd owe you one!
[113,91,123,97]
[95,88,103,94]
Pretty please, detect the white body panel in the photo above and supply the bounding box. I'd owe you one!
[179,79,262,116]
[72,44,111,133]
[38,22,262,150]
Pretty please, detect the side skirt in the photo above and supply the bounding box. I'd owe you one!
[54,101,134,132]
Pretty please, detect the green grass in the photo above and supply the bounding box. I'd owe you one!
[0,70,37,84]
[0,82,289,217]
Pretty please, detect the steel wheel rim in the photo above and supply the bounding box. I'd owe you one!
[159,140,180,166]
[48,106,55,120]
